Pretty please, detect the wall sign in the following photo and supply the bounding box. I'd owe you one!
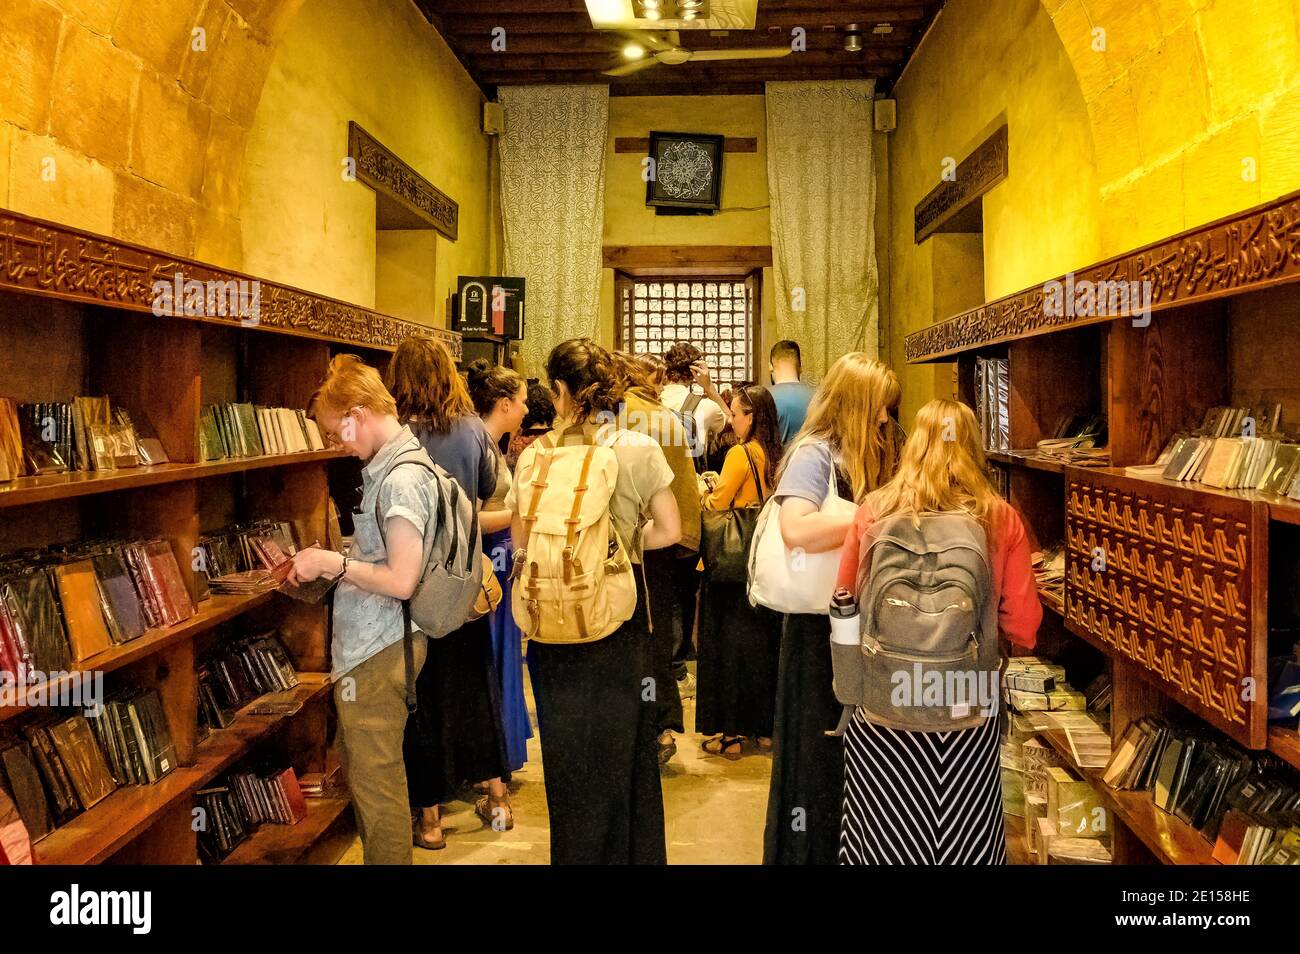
[645,131,725,212]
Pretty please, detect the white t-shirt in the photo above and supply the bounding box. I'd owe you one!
[660,382,726,446]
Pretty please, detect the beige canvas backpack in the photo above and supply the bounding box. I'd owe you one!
[511,424,636,644]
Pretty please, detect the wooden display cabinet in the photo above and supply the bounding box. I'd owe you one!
[909,189,1300,864]
[0,208,459,865]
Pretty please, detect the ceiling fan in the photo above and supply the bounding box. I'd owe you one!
[604,30,791,75]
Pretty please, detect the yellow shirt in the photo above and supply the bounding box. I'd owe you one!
[704,441,769,510]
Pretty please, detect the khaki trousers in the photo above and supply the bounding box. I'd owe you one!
[335,634,427,865]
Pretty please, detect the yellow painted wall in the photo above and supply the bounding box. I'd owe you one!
[1,0,303,265]
[239,0,495,325]
[887,0,1300,423]
[886,0,1101,423]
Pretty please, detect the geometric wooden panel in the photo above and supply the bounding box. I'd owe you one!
[1064,469,1267,747]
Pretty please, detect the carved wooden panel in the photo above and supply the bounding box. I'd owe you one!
[348,122,459,239]
[0,209,461,357]
[906,189,1300,362]
[1064,469,1266,747]
[914,124,1008,243]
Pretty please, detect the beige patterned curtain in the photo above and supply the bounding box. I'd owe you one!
[765,80,879,380]
[498,85,609,373]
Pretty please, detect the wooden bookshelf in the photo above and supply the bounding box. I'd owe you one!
[910,190,1300,864]
[0,450,346,509]
[0,592,275,724]
[220,795,352,866]
[0,213,460,864]
[32,676,331,865]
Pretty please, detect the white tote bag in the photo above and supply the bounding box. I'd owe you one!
[747,467,858,615]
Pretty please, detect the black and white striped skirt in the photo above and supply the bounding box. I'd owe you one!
[839,709,1006,865]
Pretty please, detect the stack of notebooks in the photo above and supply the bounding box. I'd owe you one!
[199,521,334,604]
[1031,544,1065,611]
[974,357,1010,454]
[1126,404,1300,496]
[1032,412,1109,467]
[0,566,72,685]
[199,403,325,461]
[195,785,248,861]
[0,539,194,678]
[0,396,165,482]
[1004,658,1087,713]
[0,687,175,842]
[1100,716,1300,861]
[197,631,300,730]
[196,763,309,862]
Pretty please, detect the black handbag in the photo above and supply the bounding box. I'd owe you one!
[700,444,766,583]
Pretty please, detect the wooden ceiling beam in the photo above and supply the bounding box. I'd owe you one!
[468,50,899,71]
[444,29,918,55]
[482,66,893,86]
[440,8,928,36]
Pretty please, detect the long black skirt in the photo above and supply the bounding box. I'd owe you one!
[696,579,781,739]
[641,548,685,735]
[526,587,666,865]
[840,709,1006,865]
[403,615,510,807]
[762,612,845,865]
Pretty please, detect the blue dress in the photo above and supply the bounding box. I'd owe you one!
[483,523,532,773]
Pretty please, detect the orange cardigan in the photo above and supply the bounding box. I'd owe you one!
[835,499,1041,650]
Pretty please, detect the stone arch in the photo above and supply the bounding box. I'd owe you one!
[1,0,306,268]
[1040,0,1300,254]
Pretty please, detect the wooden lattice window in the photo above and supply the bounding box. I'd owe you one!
[615,272,760,391]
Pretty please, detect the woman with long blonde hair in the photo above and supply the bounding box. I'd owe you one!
[764,353,903,866]
[835,400,1041,865]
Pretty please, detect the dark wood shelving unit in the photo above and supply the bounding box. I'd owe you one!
[0,208,459,865]
[32,677,332,865]
[0,450,346,510]
[909,189,1300,864]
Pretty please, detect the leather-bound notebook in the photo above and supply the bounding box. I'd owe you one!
[46,715,117,810]
[0,742,53,841]
[54,560,113,662]
[126,689,176,783]
[91,551,146,644]
[4,572,70,674]
[22,724,80,822]
[0,781,33,863]
[276,768,309,824]
[142,541,195,626]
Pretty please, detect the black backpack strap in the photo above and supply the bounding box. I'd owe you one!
[740,442,766,505]
[681,391,703,416]
[403,600,417,713]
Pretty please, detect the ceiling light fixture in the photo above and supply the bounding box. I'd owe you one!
[624,42,646,59]
[844,24,863,53]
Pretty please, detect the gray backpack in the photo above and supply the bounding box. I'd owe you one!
[375,448,483,710]
[830,512,1001,733]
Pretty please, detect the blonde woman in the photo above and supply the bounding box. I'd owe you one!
[835,400,1041,864]
[288,355,435,865]
[763,353,903,866]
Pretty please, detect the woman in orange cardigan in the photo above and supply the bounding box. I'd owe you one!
[834,399,1041,865]
[697,384,785,759]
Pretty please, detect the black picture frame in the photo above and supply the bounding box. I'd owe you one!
[645,131,724,212]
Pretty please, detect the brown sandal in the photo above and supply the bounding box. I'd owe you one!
[701,735,744,760]
[413,817,446,851]
[476,794,514,832]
